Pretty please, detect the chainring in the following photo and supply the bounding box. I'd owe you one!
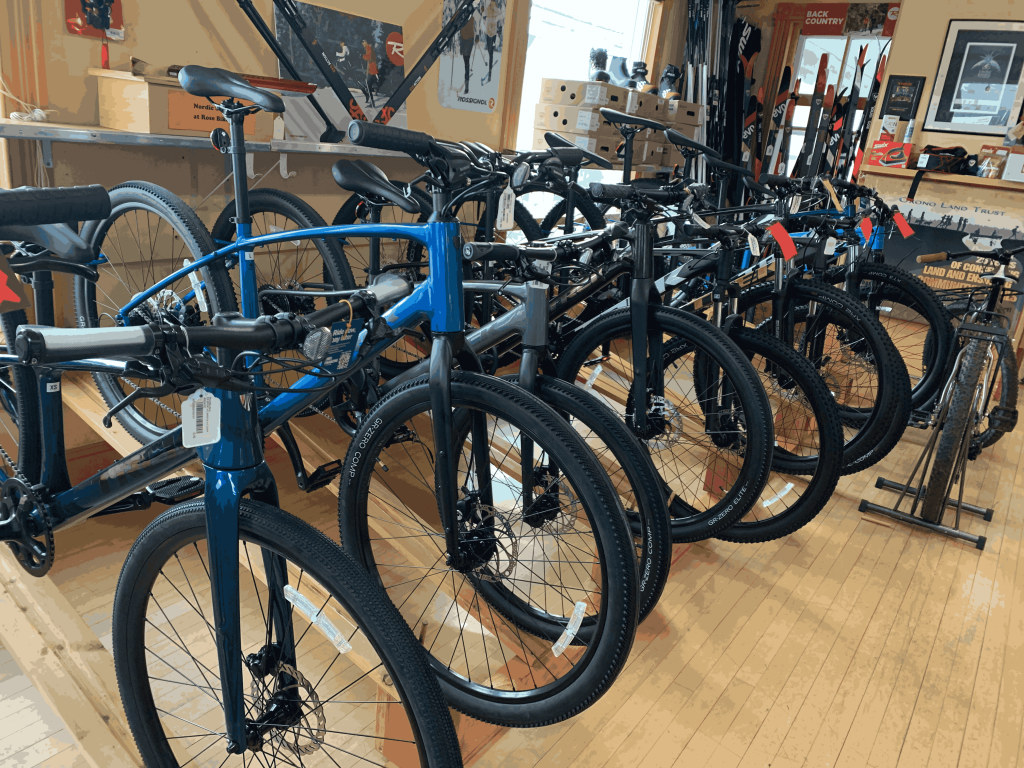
[1,479,54,577]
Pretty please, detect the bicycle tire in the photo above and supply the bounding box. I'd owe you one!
[0,310,40,483]
[338,372,638,728]
[716,328,844,543]
[113,499,463,767]
[977,344,1018,449]
[739,279,912,474]
[76,182,237,444]
[502,373,671,623]
[538,183,607,237]
[921,340,987,523]
[555,305,775,542]
[827,262,954,410]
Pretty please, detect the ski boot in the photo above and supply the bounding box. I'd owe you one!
[589,48,611,83]
[632,61,657,93]
[659,64,682,100]
[608,55,635,88]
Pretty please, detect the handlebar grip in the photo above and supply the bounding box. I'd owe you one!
[743,177,776,198]
[589,183,635,200]
[704,155,754,178]
[916,252,949,264]
[16,324,157,365]
[0,185,112,227]
[462,242,522,262]
[347,120,434,156]
[758,173,793,188]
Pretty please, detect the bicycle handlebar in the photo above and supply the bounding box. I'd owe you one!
[347,120,435,157]
[758,173,794,188]
[0,185,112,227]
[589,183,689,204]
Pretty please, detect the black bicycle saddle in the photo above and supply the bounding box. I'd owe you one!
[177,66,285,113]
[543,131,614,169]
[332,160,420,214]
[599,108,666,133]
[665,129,721,159]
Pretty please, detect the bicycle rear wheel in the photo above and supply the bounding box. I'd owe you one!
[338,373,638,727]
[114,499,463,767]
[75,182,237,443]
[556,306,775,543]
[921,340,987,523]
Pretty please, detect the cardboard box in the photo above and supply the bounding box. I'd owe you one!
[534,104,620,140]
[1002,149,1024,182]
[666,99,703,126]
[625,91,668,122]
[91,68,274,140]
[539,78,630,111]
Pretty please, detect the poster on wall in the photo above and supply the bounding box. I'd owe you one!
[437,0,506,113]
[273,3,406,139]
[65,0,124,41]
[924,21,1024,136]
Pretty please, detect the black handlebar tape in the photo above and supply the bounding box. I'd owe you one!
[0,185,112,227]
[704,155,754,178]
[16,324,157,365]
[347,120,434,156]
[462,242,521,262]
[664,129,722,159]
[589,182,636,200]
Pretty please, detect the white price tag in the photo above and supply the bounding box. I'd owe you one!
[917,154,929,168]
[575,110,598,131]
[789,194,802,215]
[748,233,761,257]
[626,90,640,114]
[182,389,221,448]
[531,259,553,275]
[824,236,838,256]
[183,259,208,313]
[691,213,711,229]
[496,186,516,231]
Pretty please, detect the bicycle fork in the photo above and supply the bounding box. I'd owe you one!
[197,388,281,753]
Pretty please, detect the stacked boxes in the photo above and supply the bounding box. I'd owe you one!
[534,78,705,169]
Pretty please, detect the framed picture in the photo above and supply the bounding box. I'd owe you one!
[880,75,925,120]
[924,20,1024,136]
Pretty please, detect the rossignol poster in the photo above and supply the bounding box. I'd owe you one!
[437,0,506,113]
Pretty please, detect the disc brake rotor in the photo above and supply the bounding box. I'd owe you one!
[250,662,326,756]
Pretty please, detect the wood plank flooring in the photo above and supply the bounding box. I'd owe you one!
[7,420,1022,768]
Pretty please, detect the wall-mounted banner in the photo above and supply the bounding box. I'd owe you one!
[274,3,406,138]
[438,0,506,113]
[781,3,900,38]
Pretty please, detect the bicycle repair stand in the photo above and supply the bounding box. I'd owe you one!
[859,320,1016,551]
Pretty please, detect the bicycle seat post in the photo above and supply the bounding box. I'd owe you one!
[225,105,258,318]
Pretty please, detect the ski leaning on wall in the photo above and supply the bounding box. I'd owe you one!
[852,50,888,179]
[776,79,800,175]
[761,66,792,180]
[793,53,828,177]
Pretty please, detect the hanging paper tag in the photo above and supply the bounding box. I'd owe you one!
[552,601,587,657]
[283,586,352,654]
[789,194,802,215]
[182,389,221,448]
[496,186,516,231]
[821,178,842,210]
[183,259,208,313]
[824,237,838,256]
[691,213,711,229]
[269,224,301,247]
[768,222,798,260]
[747,233,761,258]
[893,211,915,238]
[322,318,365,373]
[858,218,873,244]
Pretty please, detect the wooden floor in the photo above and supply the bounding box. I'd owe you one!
[8,417,1024,768]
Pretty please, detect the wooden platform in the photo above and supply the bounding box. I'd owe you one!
[2,411,1022,768]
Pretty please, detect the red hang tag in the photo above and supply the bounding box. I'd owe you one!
[768,222,798,261]
[893,211,915,238]
[859,218,873,243]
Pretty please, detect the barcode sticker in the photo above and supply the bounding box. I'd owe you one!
[748,233,761,258]
[584,84,608,105]
[496,186,516,231]
[626,91,640,114]
[789,194,802,215]
[576,110,598,131]
[182,388,221,448]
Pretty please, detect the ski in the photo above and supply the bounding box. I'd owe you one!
[775,79,800,175]
[761,66,792,179]
[852,51,888,179]
[753,85,765,178]
[795,54,829,177]
[835,45,867,178]
[821,91,848,177]
[806,84,836,178]
[740,86,759,173]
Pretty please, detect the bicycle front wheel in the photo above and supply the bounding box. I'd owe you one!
[338,372,638,728]
[113,499,463,767]
[556,306,775,543]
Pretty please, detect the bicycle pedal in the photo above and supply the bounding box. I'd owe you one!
[990,406,1018,434]
[148,477,205,505]
[303,460,344,492]
[907,409,931,429]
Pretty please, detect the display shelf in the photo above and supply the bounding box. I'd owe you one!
[0,118,401,166]
[860,164,1024,193]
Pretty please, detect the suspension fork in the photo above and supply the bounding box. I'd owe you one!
[630,222,661,435]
